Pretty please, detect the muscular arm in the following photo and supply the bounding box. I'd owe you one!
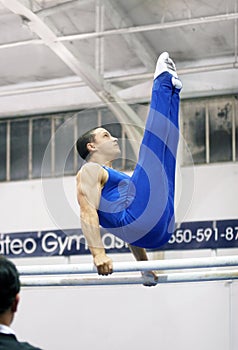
[77,164,157,285]
[77,163,113,275]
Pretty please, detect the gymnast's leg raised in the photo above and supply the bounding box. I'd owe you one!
[98,52,182,248]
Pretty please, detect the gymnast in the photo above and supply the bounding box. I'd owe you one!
[76,52,182,286]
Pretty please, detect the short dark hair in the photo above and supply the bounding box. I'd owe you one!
[76,128,97,160]
[0,256,20,314]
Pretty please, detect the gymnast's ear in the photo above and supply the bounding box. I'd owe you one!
[86,142,96,153]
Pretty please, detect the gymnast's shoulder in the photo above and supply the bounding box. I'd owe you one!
[76,162,108,186]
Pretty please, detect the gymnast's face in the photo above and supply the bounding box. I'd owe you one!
[90,127,121,159]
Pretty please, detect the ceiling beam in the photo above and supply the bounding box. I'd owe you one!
[35,0,92,18]
[103,0,155,71]
[0,0,144,155]
[20,0,70,36]
[1,11,238,51]
[48,11,238,41]
[0,60,237,98]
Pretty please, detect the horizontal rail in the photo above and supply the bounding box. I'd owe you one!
[17,255,238,276]
[20,269,238,287]
[1,12,238,50]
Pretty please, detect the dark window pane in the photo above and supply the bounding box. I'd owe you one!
[236,126,238,161]
[125,133,137,171]
[102,121,122,169]
[77,109,98,169]
[131,103,149,124]
[209,100,232,163]
[77,109,98,135]
[0,122,7,181]
[181,102,206,165]
[32,118,52,178]
[102,106,146,170]
[101,108,122,169]
[128,103,149,171]
[101,108,120,125]
[10,120,29,180]
[236,97,238,161]
[55,115,75,176]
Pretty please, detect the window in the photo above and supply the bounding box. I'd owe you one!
[125,131,137,171]
[181,95,236,166]
[209,99,232,163]
[77,109,98,169]
[0,122,7,181]
[235,96,238,161]
[10,120,29,180]
[32,118,52,178]
[1,94,237,182]
[181,102,206,165]
[55,114,75,176]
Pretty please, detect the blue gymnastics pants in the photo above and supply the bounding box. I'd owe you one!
[122,71,181,248]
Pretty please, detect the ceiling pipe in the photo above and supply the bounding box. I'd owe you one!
[0,61,237,97]
[57,12,238,42]
[0,12,238,50]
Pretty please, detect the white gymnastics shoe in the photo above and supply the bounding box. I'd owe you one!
[154,52,182,89]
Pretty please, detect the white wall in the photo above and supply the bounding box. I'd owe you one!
[12,281,237,350]
[1,162,238,234]
[176,162,238,222]
[0,176,79,233]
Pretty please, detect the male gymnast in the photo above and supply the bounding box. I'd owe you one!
[76,52,182,286]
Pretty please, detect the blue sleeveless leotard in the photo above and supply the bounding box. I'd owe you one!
[97,72,180,249]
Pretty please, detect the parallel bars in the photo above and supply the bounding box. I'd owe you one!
[18,255,238,287]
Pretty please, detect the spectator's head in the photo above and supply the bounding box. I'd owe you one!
[0,256,20,324]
